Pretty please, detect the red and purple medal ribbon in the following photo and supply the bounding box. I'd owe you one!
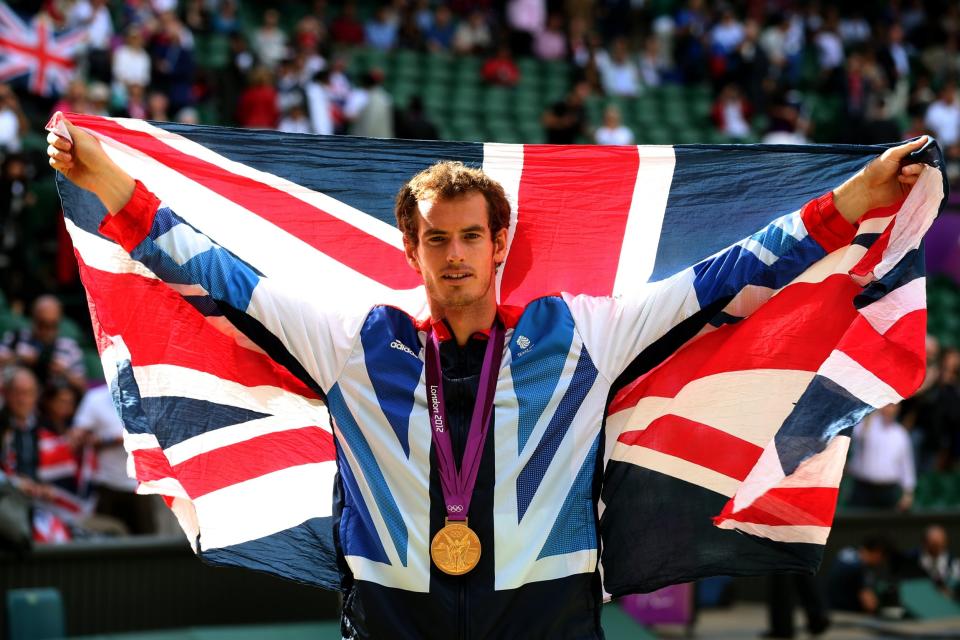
[424,322,504,521]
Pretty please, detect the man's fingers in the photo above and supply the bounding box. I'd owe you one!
[886,135,929,162]
[47,144,72,163]
[46,131,72,151]
[900,163,924,176]
[898,174,919,185]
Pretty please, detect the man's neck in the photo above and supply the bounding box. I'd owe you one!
[432,298,497,347]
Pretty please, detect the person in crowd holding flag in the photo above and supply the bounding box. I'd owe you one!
[46,116,933,638]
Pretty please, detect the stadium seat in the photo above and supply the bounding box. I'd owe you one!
[6,588,65,640]
[899,579,960,619]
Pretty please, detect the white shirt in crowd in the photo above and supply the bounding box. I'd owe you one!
[0,108,21,153]
[848,411,916,491]
[595,125,634,145]
[70,0,114,50]
[253,27,288,69]
[73,385,137,492]
[815,30,845,70]
[598,56,640,97]
[112,45,151,88]
[925,98,960,147]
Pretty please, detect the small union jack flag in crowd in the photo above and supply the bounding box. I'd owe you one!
[0,1,86,96]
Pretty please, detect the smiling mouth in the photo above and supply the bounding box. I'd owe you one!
[442,273,472,281]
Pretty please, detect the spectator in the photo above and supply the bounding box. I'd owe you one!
[1,369,51,497]
[0,84,26,154]
[712,83,753,140]
[253,9,289,70]
[425,6,457,53]
[365,6,399,52]
[331,2,365,47]
[147,90,170,122]
[236,66,280,129]
[395,96,439,140]
[0,368,79,542]
[279,103,311,134]
[345,71,394,139]
[305,70,335,136]
[762,90,809,144]
[828,537,891,613]
[122,83,149,120]
[72,383,156,535]
[481,44,521,87]
[86,82,111,117]
[847,404,915,511]
[70,0,114,83]
[0,295,86,393]
[453,10,492,55]
[924,82,960,151]
[911,525,960,600]
[51,79,89,117]
[543,81,589,144]
[594,106,634,145]
[533,13,567,61]
[210,0,241,35]
[150,12,196,115]
[506,0,546,55]
[901,344,960,472]
[710,8,745,56]
[598,38,640,97]
[638,36,669,88]
[112,28,152,95]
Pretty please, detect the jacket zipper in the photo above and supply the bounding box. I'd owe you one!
[459,577,467,640]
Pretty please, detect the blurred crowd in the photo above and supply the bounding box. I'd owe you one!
[1,295,165,546]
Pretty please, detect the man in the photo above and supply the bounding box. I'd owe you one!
[913,525,960,599]
[846,403,916,510]
[72,383,156,535]
[0,295,86,393]
[47,118,928,638]
[828,537,891,613]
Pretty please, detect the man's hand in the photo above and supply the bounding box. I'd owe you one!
[833,136,930,224]
[46,114,135,214]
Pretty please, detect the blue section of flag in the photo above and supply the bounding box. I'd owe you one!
[509,297,575,453]
[159,123,486,227]
[516,349,598,522]
[653,146,870,281]
[111,359,149,434]
[538,433,599,559]
[327,384,408,566]
[201,516,340,589]
[775,375,870,475]
[692,235,826,306]
[141,396,270,448]
[360,306,424,459]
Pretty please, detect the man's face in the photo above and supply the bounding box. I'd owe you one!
[404,192,507,314]
[5,372,38,421]
[32,302,61,345]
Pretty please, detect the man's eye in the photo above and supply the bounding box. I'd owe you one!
[464,233,481,240]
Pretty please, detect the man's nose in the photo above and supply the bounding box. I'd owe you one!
[446,239,466,263]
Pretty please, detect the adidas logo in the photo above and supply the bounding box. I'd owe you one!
[390,340,417,357]
[516,335,531,350]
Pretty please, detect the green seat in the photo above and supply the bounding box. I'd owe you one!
[6,588,65,640]
[899,579,960,619]
[83,348,105,384]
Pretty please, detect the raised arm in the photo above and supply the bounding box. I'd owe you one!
[47,117,363,393]
[567,137,932,382]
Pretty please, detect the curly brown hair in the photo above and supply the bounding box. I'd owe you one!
[394,161,511,246]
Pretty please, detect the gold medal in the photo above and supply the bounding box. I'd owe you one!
[430,519,481,575]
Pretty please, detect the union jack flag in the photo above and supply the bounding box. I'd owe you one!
[0,2,85,96]
[53,113,944,594]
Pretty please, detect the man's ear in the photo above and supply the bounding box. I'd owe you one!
[493,227,508,265]
[404,236,422,274]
